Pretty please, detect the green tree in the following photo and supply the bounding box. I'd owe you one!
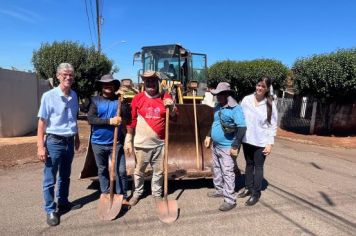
[208,59,289,101]
[32,41,117,101]
[292,48,356,103]
[292,48,356,133]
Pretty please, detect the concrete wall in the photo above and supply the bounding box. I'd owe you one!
[0,69,50,137]
[315,102,356,135]
[330,104,356,132]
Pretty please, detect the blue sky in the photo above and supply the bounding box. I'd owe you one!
[0,0,355,80]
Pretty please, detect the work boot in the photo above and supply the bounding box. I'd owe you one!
[219,202,236,212]
[129,196,140,206]
[207,191,223,198]
[237,189,251,198]
[57,202,82,213]
[46,212,59,226]
[122,199,130,206]
[245,194,260,206]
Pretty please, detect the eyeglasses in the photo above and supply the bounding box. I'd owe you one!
[61,73,74,78]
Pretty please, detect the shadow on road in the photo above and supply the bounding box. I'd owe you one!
[235,173,270,194]
[79,174,270,205]
[68,180,101,213]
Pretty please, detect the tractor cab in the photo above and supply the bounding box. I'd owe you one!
[133,44,208,102]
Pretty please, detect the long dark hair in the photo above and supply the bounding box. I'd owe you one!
[258,77,273,124]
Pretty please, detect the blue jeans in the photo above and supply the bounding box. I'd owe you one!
[91,143,128,198]
[43,134,74,214]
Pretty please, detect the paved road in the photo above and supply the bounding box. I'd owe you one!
[1,139,356,236]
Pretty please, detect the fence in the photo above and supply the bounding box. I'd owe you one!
[277,97,317,134]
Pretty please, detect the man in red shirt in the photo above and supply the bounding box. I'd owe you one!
[124,71,177,206]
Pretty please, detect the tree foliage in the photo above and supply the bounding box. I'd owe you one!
[292,48,356,103]
[32,41,116,100]
[208,59,289,101]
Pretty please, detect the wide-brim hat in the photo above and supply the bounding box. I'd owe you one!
[97,74,120,87]
[210,82,234,95]
[140,70,162,81]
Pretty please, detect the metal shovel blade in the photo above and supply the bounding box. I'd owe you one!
[156,199,178,223]
[97,193,124,221]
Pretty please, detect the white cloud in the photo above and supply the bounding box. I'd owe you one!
[15,7,44,22]
[0,7,43,24]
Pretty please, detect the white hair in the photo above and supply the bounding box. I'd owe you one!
[56,63,74,76]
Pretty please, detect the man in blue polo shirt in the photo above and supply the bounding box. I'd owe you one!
[37,63,80,226]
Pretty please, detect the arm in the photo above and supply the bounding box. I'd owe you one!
[87,97,121,126]
[124,96,138,156]
[163,92,178,118]
[231,106,247,156]
[75,124,80,151]
[37,94,49,162]
[231,127,247,150]
[204,127,212,148]
[87,98,110,125]
[37,118,47,162]
[267,100,278,145]
[263,100,278,155]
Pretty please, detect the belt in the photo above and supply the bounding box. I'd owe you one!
[47,133,75,141]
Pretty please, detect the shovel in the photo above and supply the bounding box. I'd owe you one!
[156,107,178,223]
[192,89,201,170]
[97,95,124,220]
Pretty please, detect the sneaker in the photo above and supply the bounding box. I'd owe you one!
[129,196,140,206]
[46,212,59,226]
[219,202,236,211]
[207,191,223,198]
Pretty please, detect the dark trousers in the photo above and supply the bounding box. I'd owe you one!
[242,143,266,196]
[91,143,128,198]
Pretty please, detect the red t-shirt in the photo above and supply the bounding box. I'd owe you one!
[127,92,172,148]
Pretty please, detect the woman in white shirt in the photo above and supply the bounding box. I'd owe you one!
[238,77,277,206]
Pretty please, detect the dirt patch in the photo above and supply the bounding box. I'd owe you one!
[0,121,355,169]
[277,128,356,149]
[0,143,40,168]
[0,120,90,169]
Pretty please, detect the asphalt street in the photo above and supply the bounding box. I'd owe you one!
[1,139,356,236]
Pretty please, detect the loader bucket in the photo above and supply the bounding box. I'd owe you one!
[80,104,214,180]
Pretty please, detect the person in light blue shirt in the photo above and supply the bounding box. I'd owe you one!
[204,82,246,212]
[37,63,81,226]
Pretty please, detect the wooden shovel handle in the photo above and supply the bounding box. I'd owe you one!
[192,90,200,170]
[164,107,169,198]
[109,95,123,196]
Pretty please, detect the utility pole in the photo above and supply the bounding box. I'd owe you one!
[96,0,101,53]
